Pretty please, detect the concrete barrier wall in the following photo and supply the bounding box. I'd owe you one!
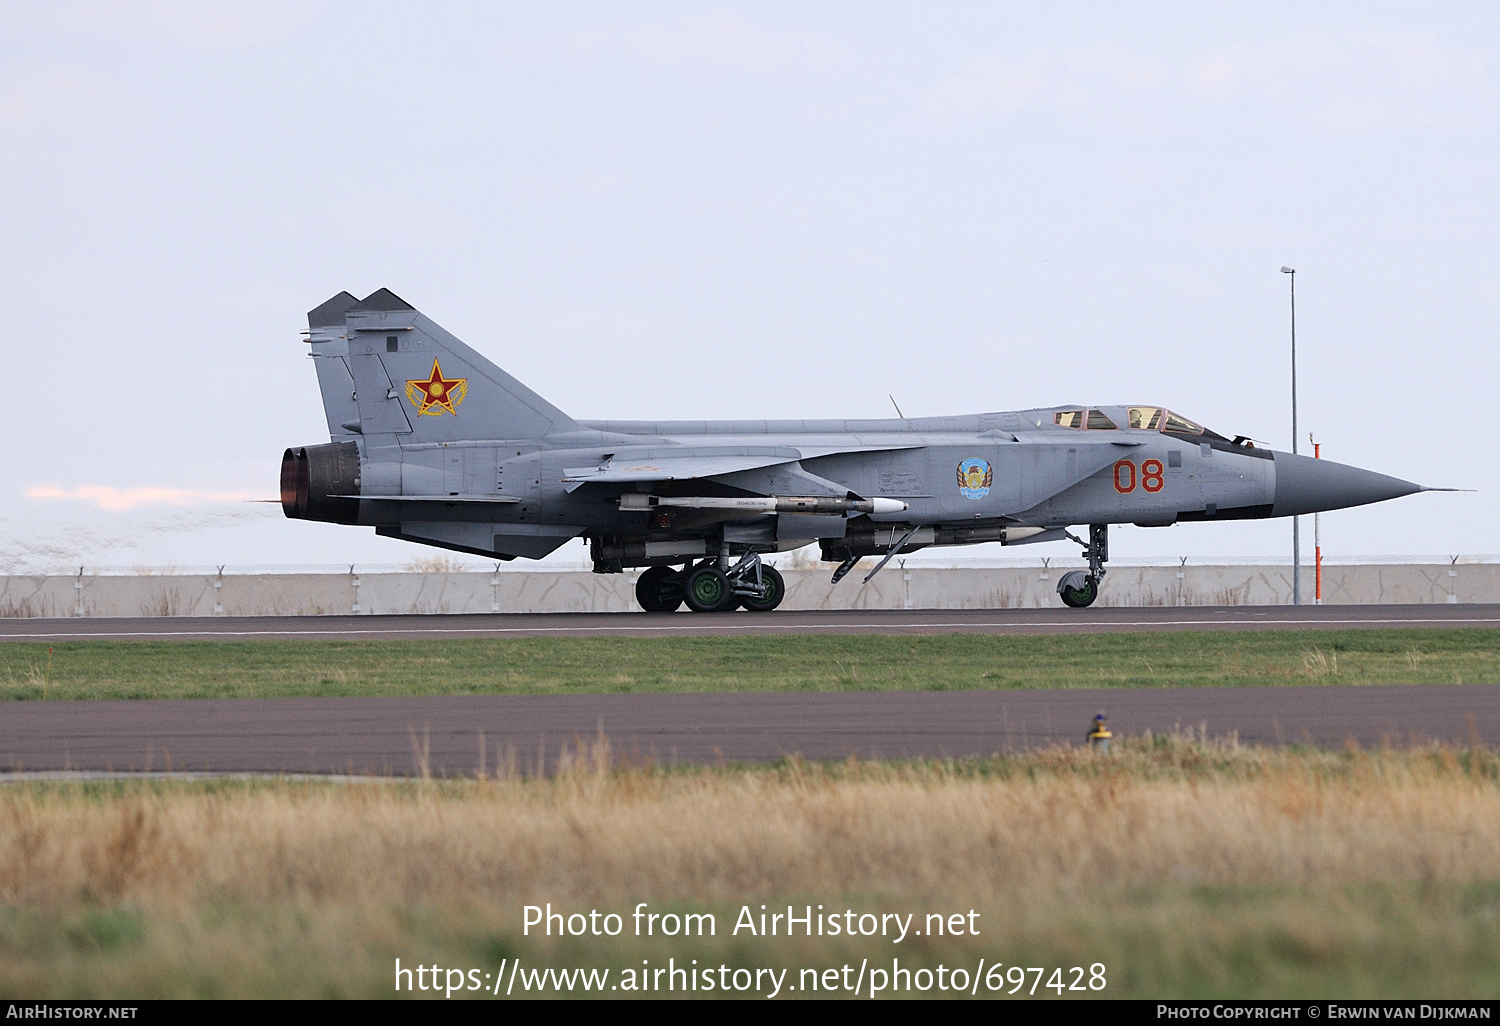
[0,563,1492,617]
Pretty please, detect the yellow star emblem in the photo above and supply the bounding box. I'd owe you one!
[405,359,467,416]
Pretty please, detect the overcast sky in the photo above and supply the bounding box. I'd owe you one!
[2,1,1495,573]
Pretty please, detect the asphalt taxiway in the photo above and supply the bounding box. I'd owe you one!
[2,685,1495,778]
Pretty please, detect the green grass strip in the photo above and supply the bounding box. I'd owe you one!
[1,628,1497,701]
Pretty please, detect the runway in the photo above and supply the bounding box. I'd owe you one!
[4,606,1495,777]
[3,685,1496,777]
[2,603,1499,642]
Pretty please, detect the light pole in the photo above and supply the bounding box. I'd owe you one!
[1312,434,1322,605]
[1281,266,1300,605]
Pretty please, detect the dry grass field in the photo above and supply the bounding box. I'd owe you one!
[3,735,1499,998]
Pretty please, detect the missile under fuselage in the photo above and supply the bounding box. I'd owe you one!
[618,494,909,516]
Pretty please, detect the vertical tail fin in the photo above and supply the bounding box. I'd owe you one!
[306,288,578,445]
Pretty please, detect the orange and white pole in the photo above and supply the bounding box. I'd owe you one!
[1312,436,1322,604]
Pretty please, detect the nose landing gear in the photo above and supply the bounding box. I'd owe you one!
[1057,523,1108,608]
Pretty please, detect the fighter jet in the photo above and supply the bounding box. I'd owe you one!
[282,289,1438,611]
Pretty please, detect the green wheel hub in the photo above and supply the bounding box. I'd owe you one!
[691,572,725,605]
[1060,577,1098,608]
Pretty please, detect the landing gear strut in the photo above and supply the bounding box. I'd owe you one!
[636,553,786,614]
[735,556,785,613]
[1058,523,1108,609]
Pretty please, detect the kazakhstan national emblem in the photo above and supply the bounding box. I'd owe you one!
[957,457,993,500]
[406,359,468,416]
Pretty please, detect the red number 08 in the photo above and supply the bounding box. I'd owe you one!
[1113,459,1165,494]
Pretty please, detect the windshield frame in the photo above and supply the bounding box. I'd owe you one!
[1128,406,1231,442]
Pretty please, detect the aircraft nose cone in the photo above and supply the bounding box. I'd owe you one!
[1271,452,1421,517]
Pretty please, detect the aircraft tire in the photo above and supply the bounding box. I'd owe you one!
[1059,574,1099,609]
[738,565,785,613]
[635,566,684,613]
[683,565,735,613]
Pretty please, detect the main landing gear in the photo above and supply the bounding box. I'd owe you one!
[1057,523,1109,609]
[634,554,785,614]
[635,565,686,612]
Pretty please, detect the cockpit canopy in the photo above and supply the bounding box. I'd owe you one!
[1053,409,1117,430]
[1054,406,1232,442]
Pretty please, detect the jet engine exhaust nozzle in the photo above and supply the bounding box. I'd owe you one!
[280,442,361,524]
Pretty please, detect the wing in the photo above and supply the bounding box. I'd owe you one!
[562,444,923,492]
[562,453,799,489]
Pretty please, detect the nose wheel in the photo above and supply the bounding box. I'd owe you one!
[1057,571,1099,608]
[1057,524,1108,608]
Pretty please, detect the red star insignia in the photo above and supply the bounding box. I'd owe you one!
[405,359,467,416]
